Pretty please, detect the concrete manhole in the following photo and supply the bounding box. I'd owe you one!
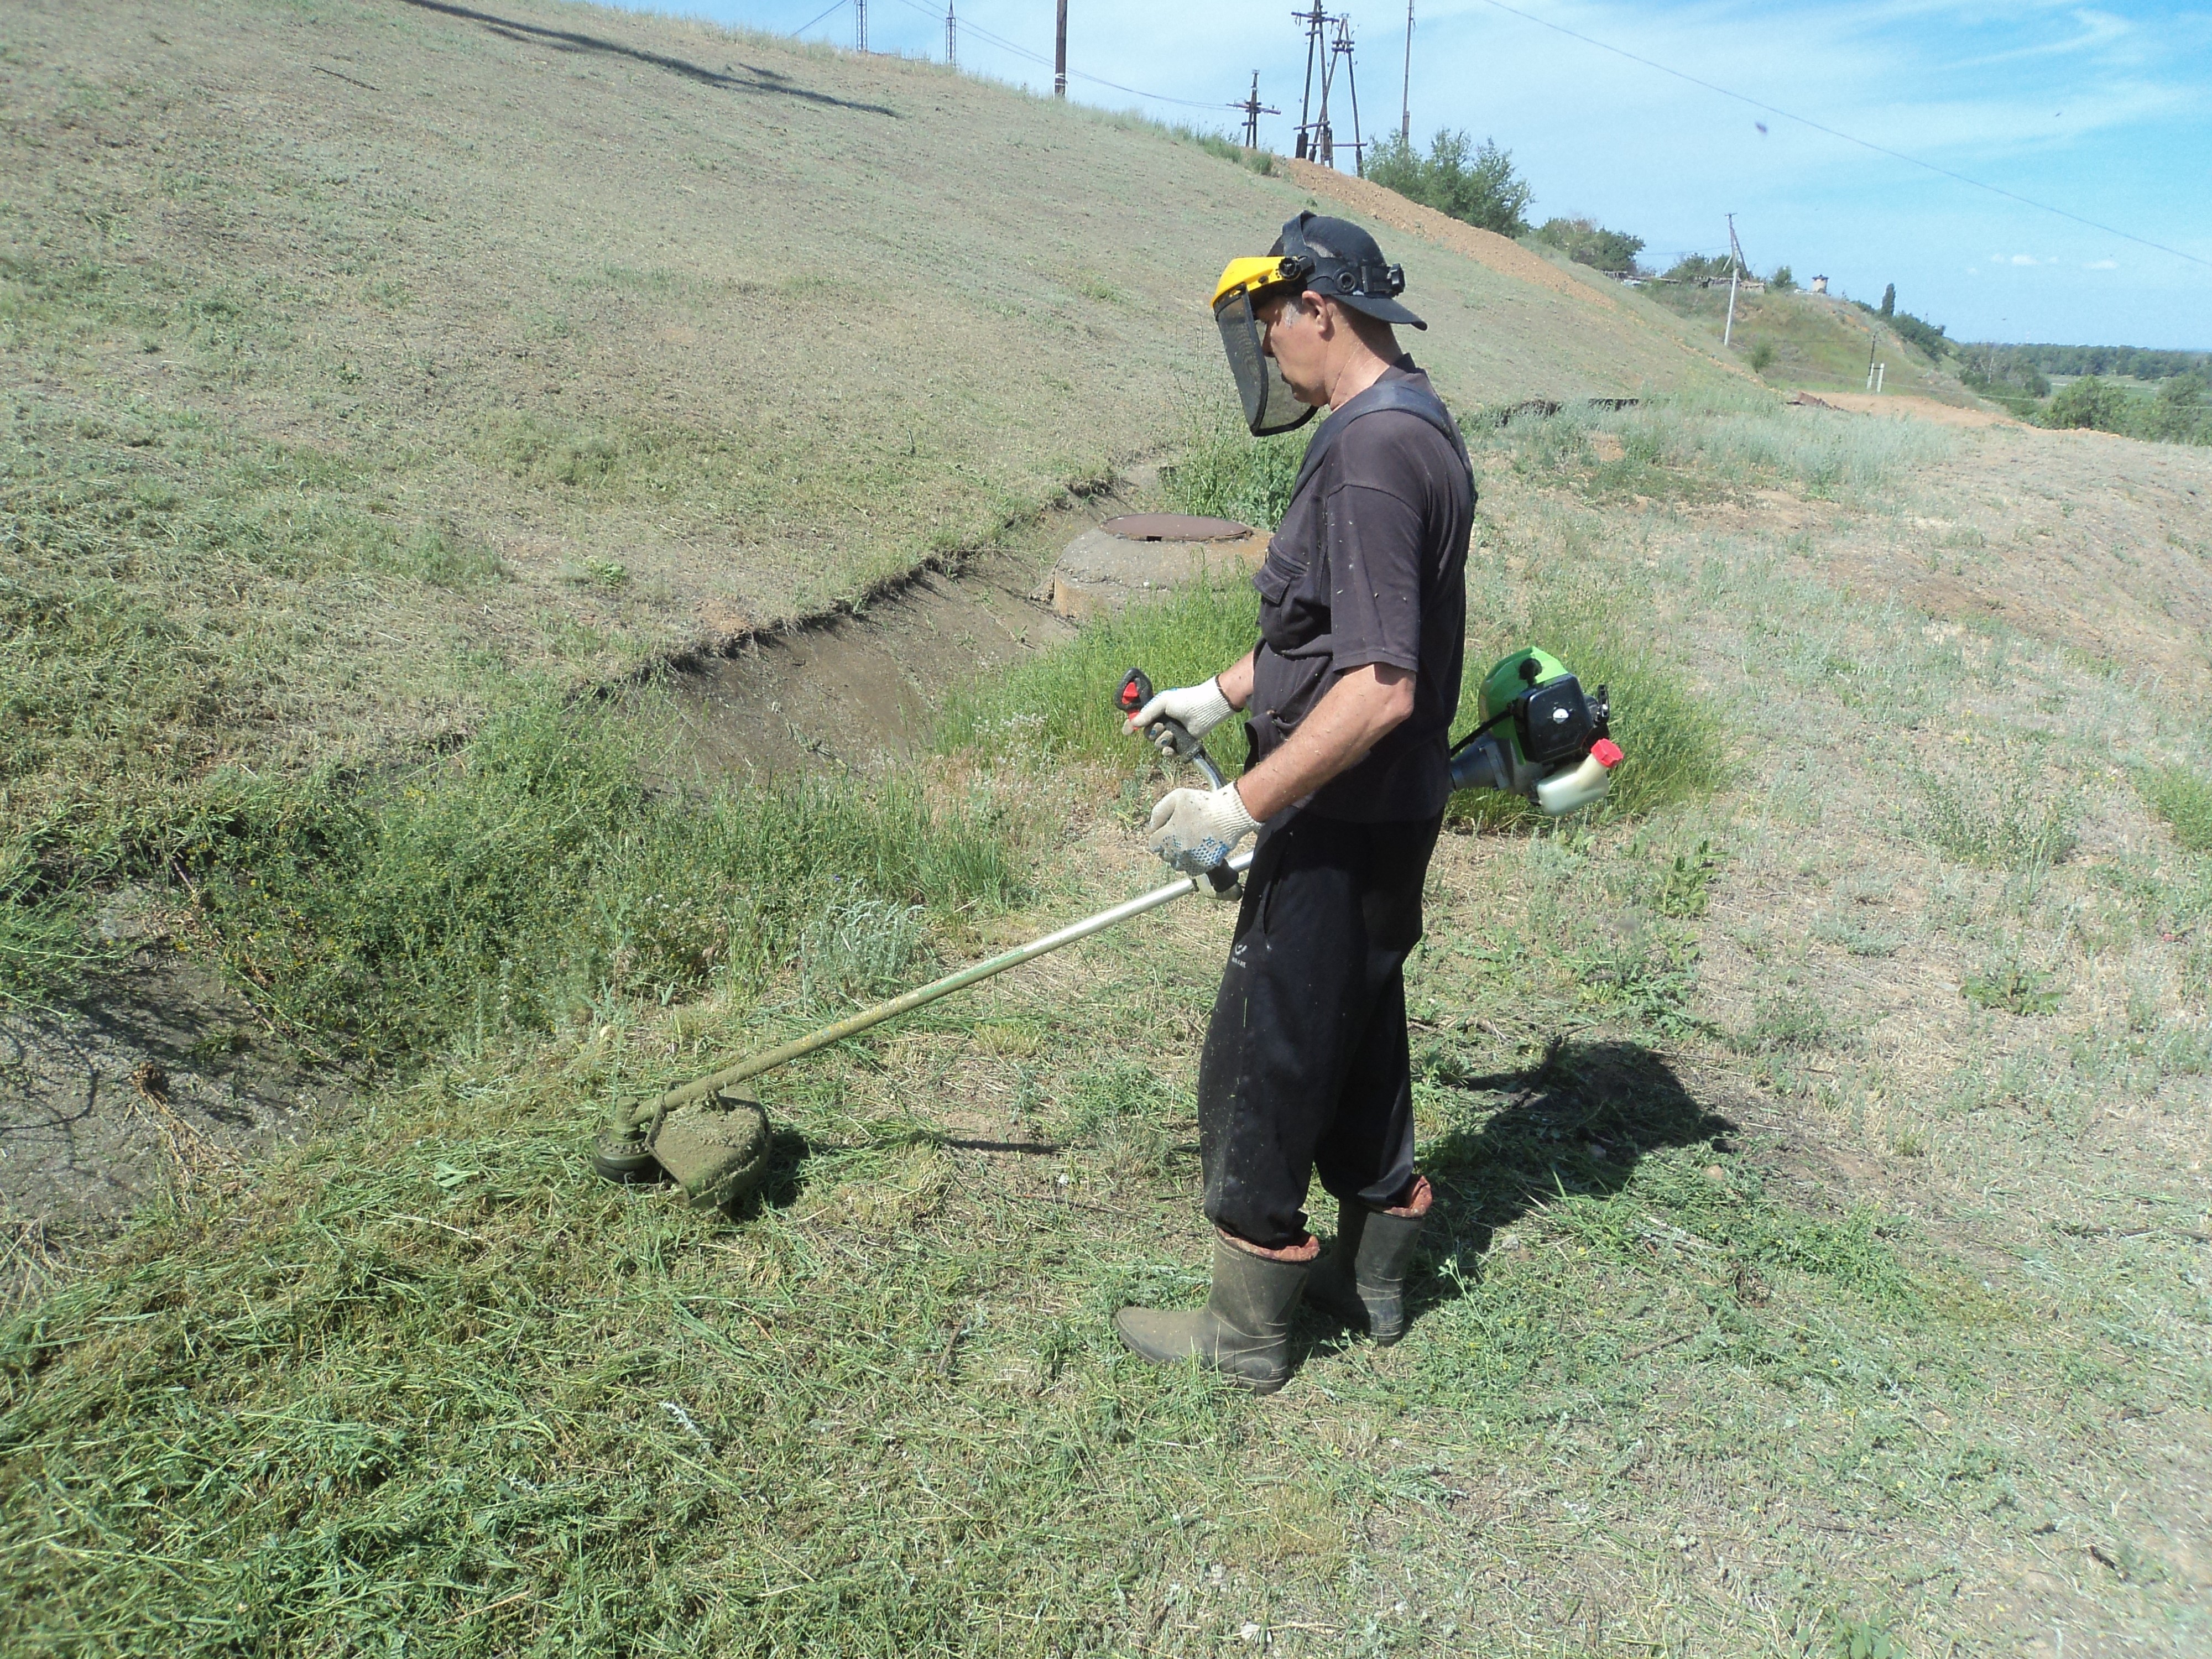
[1041,514,1269,619]
[1097,513,1253,543]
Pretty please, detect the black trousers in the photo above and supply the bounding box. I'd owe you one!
[1197,808,1443,1251]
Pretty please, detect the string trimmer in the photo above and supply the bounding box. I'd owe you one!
[588,654,1621,1213]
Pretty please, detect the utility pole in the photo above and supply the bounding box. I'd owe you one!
[1233,72,1280,151]
[945,1,955,67]
[1293,1,1327,159]
[1723,213,1747,348]
[1313,24,1336,168]
[855,0,866,53]
[1331,16,1364,175]
[1054,0,1068,98]
[1400,0,1412,145]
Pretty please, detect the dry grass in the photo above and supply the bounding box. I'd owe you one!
[6,397,2210,1656]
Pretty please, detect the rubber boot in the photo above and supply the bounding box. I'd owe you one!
[1306,1176,1431,1345]
[1113,1233,1314,1395]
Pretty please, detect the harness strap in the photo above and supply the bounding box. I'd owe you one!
[1284,378,1474,508]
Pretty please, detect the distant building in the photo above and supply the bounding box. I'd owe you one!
[1810,275,1829,295]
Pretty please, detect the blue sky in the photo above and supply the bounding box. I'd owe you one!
[672,2,2212,347]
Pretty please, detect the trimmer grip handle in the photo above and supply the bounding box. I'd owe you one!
[1117,666,1230,791]
[1117,665,1197,757]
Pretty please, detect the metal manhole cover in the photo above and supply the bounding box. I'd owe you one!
[1098,513,1253,542]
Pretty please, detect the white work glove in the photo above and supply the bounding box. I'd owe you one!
[1125,677,1234,754]
[1147,783,1260,876]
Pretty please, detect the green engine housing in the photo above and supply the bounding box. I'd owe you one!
[1449,646,1612,805]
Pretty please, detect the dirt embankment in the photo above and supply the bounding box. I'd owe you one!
[1285,158,1616,309]
[1802,391,2024,429]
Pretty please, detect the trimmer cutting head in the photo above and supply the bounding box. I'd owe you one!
[592,1089,771,1213]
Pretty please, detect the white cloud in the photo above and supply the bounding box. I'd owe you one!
[2010,254,2040,265]
[2085,258,2120,269]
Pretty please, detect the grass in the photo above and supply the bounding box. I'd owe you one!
[935,572,1262,767]
[1159,406,1314,527]
[7,385,2211,1655]
[163,693,1026,1067]
[1644,282,1960,398]
[2138,764,2212,854]
[1000,403,1733,828]
[7,13,2212,1652]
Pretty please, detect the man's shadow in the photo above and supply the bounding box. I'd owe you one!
[1302,1037,1737,1346]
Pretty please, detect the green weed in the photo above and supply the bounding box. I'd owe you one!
[935,575,1259,767]
[1737,989,1831,1053]
[1908,745,2078,870]
[797,896,929,1008]
[1824,1609,1907,1659]
[1961,964,2063,1016]
[2138,764,2212,853]
[169,695,1022,1063]
[1813,912,1906,957]
[1656,838,1722,917]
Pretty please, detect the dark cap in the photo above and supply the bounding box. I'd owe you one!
[1269,211,1427,330]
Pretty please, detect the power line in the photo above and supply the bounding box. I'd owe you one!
[1465,0,2211,272]
[883,0,1230,111]
[792,0,847,36]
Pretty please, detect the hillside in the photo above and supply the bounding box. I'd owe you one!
[1644,279,1974,400]
[8,5,2211,1655]
[3,0,1739,847]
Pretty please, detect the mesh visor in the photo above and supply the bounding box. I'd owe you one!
[1215,291,1317,437]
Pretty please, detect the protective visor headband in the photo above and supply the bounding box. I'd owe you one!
[1275,212,1409,310]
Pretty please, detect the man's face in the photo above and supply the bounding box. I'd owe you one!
[1257,290,1331,406]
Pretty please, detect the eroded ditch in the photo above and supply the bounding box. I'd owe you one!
[2,476,1260,1293]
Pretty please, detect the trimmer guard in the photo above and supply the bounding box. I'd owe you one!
[651,1089,773,1213]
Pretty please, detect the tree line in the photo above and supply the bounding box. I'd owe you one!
[1957,343,2211,382]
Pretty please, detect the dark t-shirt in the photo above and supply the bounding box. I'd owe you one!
[1245,361,1473,822]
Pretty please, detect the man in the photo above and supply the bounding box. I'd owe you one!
[1114,213,1474,1394]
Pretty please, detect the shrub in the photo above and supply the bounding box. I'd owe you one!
[1890,310,1951,360]
[1663,253,1734,284]
[2041,375,2132,432]
[2142,375,2212,444]
[1955,346,2050,401]
[1365,130,1532,237]
[1747,341,1777,374]
[1535,217,1644,274]
[1769,265,1797,292]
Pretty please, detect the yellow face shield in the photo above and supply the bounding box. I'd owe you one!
[1211,257,1319,438]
